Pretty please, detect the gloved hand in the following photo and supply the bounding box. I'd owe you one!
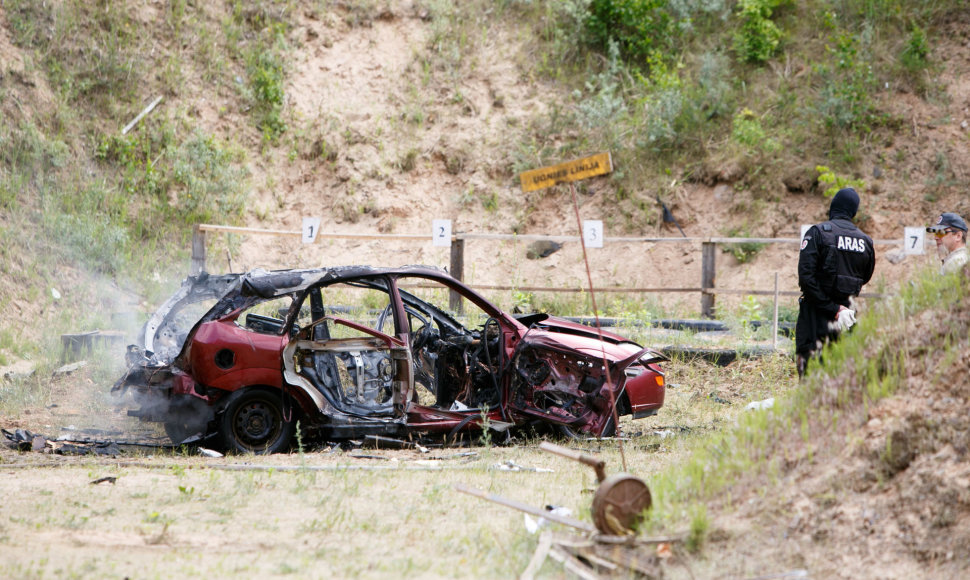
[834,307,856,332]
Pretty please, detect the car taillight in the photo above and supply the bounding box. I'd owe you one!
[624,366,644,378]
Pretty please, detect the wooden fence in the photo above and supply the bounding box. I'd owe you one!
[190,224,900,318]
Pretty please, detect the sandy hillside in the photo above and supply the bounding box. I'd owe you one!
[159,1,967,321]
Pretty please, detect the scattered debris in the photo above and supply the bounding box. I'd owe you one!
[472,442,652,535]
[540,439,653,537]
[491,460,553,473]
[527,240,563,259]
[0,359,37,381]
[121,95,163,135]
[524,505,573,534]
[56,442,121,456]
[90,476,117,485]
[2,428,45,452]
[657,195,686,238]
[363,435,429,452]
[442,451,478,460]
[459,442,678,578]
[746,397,775,411]
[198,447,223,458]
[541,531,669,580]
[348,453,389,461]
[30,434,47,452]
[454,483,596,534]
[53,361,88,376]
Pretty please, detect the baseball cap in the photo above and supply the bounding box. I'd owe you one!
[926,212,968,233]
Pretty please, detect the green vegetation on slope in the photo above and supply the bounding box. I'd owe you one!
[0,0,963,346]
[644,266,969,564]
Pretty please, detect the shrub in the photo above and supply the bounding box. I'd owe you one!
[248,47,288,142]
[170,132,249,223]
[731,107,778,153]
[733,0,785,64]
[815,165,865,198]
[900,25,929,72]
[815,31,877,131]
[585,0,675,68]
[722,227,765,263]
[44,213,129,275]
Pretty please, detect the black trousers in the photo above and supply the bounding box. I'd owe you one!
[794,298,838,358]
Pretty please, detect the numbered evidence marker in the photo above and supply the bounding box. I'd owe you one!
[800,224,812,243]
[903,226,925,255]
[302,217,321,244]
[432,219,452,248]
[583,220,603,248]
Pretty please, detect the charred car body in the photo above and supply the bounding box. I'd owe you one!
[113,266,667,453]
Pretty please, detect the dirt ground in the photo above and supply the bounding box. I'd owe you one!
[0,355,725,579]
[190,2,966,313]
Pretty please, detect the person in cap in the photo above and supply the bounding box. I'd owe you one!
[925,212,968,275]
[794,187,876,378]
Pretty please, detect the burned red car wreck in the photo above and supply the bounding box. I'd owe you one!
[113,266,667,453]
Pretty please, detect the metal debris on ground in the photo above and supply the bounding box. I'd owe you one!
[539,441,651,536]
[491,460,554,473]
[363,435,430,452]
[90,476,117,485]
[348,453,390,460]
[2,428,47,452]
[3,427,128,456]
[457,442,685,579]
[745,397,775,411]
[56,442,122,456]
[524,505,573,534]
[198,447,223,458]
[438,451,478,460]
[53,360,88,376]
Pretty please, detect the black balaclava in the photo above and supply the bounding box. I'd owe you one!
[829,187,859,221]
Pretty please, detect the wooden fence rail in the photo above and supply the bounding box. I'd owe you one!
[191,224,899,318]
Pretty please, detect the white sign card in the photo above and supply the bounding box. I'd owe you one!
[432,219,452,247]
[903,226,925,255]
[583,220,604,248]
[302,217,321,244]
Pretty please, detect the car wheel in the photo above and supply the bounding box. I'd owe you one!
[219,389,296,454]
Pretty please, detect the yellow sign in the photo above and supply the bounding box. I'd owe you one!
[519,152,613,192]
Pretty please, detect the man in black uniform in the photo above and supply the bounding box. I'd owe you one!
[795,187,875,377]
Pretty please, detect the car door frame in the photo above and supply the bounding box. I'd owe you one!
[280,275,414,422]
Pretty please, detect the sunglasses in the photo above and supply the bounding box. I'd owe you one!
[933,229,959,238]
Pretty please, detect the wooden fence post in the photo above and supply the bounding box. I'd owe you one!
[449,237,465,314]
[191,225,207,275]
[701,241,716,319]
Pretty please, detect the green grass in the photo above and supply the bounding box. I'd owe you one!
[641,266,968,537]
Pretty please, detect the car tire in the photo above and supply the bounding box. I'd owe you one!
[218,388,297,454]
